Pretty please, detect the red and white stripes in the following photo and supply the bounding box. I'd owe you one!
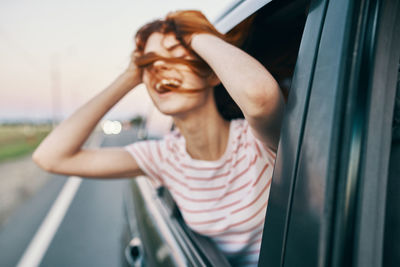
[125,119,276,266]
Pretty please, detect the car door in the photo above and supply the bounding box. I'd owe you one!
[260,0,400,267]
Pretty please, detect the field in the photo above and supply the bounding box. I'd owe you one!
[0,124,52,162]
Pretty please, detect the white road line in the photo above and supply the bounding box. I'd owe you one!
[17,132,103,267]
[16,176,82,267]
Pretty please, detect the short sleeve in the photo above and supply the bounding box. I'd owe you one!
[124,139,165,185]
[241,120,277,166]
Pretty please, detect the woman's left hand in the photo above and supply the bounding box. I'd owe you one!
[166,10,223,48]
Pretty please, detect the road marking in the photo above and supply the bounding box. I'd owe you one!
[16,176,82,267]
[17,132,103,267]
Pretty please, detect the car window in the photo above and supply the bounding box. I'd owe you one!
[151,1,311,264]
[259,0,400,266]
[213,0,309,121]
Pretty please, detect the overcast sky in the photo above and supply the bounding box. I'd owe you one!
[0,0,234,123]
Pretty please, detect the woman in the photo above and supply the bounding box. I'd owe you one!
[33,10,285,266]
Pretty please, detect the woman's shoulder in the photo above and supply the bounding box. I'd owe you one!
[230,118,277,163]
[230,118,250,140]
[162,128,184,145]
[230,118,247,131]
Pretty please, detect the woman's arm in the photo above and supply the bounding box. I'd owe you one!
[191,33,285,151]
[32,65,145,179]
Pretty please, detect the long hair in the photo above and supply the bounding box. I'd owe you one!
[132,10,253,119]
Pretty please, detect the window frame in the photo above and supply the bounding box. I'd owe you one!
[260,0,400,266]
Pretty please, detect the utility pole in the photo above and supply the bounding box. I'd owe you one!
[50,55,61,128]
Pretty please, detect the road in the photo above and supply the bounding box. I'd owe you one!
[0,154,52,229]
[0,128,139,267]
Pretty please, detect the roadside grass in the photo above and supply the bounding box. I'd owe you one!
[0,125,52,162]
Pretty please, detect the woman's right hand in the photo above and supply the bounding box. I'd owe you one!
[123,51,143,89]
[32,50,145,178]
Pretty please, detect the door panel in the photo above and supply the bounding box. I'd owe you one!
[356,0,400,266]
[259,0,329,266]
[282,0,358,266]
[278,0,400,267]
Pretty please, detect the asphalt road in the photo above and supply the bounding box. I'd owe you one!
[0,128,139,267]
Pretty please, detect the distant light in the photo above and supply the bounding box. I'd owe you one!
[112,121,122,134]
[102,120,122,135]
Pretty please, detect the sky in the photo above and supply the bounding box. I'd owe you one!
[0,0,235,124]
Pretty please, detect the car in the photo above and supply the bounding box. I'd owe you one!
[123,0,400,266]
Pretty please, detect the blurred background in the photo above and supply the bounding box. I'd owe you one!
[0,0,232,229]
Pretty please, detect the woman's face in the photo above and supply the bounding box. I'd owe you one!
[142,32,213,117]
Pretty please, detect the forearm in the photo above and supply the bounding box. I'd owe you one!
[191,33,282,118]
[33,72,140,164]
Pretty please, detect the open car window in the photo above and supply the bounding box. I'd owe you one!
[124,1,312,266]
[149,0,311,265]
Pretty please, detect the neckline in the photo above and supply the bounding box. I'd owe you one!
[181,120,234,165]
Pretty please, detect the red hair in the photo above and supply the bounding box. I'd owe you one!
[132,10,253,93]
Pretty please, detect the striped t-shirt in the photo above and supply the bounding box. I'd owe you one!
[125,119,276,266]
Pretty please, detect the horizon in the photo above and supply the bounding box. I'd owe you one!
[0,0,234,125]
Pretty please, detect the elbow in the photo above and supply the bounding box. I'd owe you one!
[244,81,283,119]
[32,149,57,173]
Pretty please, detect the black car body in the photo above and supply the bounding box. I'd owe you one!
[123,0,400,266]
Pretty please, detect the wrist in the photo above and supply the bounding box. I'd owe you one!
[121,69,142,88]
[191,33,219,50]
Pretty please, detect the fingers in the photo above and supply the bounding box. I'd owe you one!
[166,10,223,48]
[123,50,143,86]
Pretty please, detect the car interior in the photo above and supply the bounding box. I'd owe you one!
[214,0,309,120]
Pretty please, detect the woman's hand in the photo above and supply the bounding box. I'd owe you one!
[166,10,223,48]
[33,51,144,177]
[123,51,143,89]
